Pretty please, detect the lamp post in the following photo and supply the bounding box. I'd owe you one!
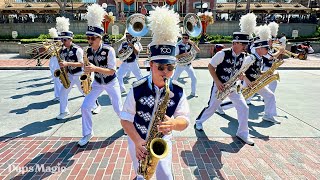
[200,0,203,13]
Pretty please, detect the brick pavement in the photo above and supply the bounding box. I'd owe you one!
[0,137,319,180]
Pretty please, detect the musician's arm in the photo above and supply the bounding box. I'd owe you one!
[189,41,200,53]
[208,51,224,91]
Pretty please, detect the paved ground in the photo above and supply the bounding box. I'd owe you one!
[0,57,319,179]
[1,53,320,70]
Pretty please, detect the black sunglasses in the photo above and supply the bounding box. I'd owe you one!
[155,63,175,71]
[87,36,97,41]
[61,38,70,42]
[183,37,189,39]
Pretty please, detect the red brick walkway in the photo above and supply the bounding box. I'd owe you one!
[0,137,319,180]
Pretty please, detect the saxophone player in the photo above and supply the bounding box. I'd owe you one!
[194,32,255,145]
[78,4,123,147]
[120,6,190,179]
[243,39,281,124]
[55,17,84,120]
[117,32,143,93]
[172,33,200,97]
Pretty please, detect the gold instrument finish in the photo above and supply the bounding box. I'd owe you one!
[79,47,92,95]
[273,46,305,60]
[138,78,170,180]
[216,55,255,101]
[53,42,71,89]
[242,59,284,99]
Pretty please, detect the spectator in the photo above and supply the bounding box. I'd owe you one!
[140,5,147,16]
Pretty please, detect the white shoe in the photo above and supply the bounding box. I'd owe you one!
[262,115,281,124]
[216,106,225,115]
[53,97,60,102]
[78,134,93,147]
[194,123,203,131]
[92,100,101,115]
[236,133,254,146]
[56,112,70,120]
[246,100,252,105]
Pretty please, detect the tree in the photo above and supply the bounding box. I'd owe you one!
[55,0,67,16]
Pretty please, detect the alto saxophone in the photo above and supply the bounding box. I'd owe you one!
[53,43,71,89]
[79,47,92,95]
[137,78,170,180]
[242,59,284,99]
[216,56,255,101]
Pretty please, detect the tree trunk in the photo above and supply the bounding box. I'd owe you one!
[55,0,65,16]
[246,0,250,13]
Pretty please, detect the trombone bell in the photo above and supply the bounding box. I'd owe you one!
[183,13,202,37]
[126,13,149,37]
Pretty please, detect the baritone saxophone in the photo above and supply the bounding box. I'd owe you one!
[79,47,92,95]
[242,59,284,99]
[137,78,170,180]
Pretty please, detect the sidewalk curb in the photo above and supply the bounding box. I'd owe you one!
[1,66,320,70]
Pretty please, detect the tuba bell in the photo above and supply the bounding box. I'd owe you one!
[176,13,202,66]
[126,13,149,37]
[183,13,202,37]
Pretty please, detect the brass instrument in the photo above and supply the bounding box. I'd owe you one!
[126,13,149,37]
[216,55,255,101]
[242,59,284,99]
[53,43,71,89]
[176,13,202,66]
[118,37,141,61]
[273,45,305,60]
[79,47,92,95]
[138,78,170,180]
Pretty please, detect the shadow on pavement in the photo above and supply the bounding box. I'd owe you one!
[11,88,54,99]
[0,115,81,142]
[16,81,52,90]
[9,96,83,114]
[18,76,51,83]
[11,129,125,179]
[181,129,245,179]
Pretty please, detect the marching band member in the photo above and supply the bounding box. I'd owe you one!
[55,17,85,120]
[79,4,123,146]
[264,22,282,93]
[121,7,190,179]
[194,32,254,145]
[48,27,62,101]
[243,25,281,124]
[117,32,143,93]
[172,33,200,97]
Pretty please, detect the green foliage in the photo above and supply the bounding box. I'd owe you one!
[38,34,51,39]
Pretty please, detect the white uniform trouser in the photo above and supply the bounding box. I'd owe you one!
[81,79,122,136]
[262,66,278,93]
[223,82,278,117]
[49,56,62,98]
[117,61,142,92]
[172,64,197,95]
[243,81,277,117]
[128,136,173,180]
[196,84,249,137]
[59,73,83,114]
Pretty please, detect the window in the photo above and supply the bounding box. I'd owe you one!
[193,2,210,12]
[124,3,135,12]
[107,5,116,16]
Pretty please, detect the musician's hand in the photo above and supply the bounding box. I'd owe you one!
[157,115,175,135]
[277,47,285,54]
[128,42,134,47]
[59,61,68,67]
[84,63,96,73]
[239,73,245,80]
[134,138,148,160]
[215,80,225,92]
[119,49,125,54]
[244,78,253,88]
